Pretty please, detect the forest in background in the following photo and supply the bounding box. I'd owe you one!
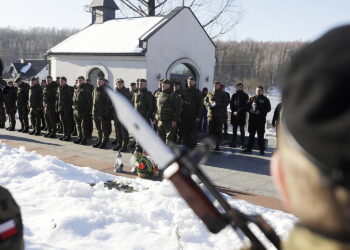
[0,27,306,91]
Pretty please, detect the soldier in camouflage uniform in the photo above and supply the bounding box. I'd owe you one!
[204,81,229,150]
[43,76,58,138]
[28,77,43,136]
[40,80,47,131]
[3,81,17,131]
[0,76,6,128]
[91,77,111,149]
[112,79,131,152]
[72,76,92,145]
[57,77,74,141]
[86,79,94,138]
[181,77,203,149]
[131,78,153,151]
[155,79,182,144]
[15,78,29,133]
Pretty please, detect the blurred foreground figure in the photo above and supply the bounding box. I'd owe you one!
[0,186,24,250]
[271,25,350,249]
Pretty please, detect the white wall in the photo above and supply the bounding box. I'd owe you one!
[35,65,49,82]
[49,55,147,87]
[146,8,216,91]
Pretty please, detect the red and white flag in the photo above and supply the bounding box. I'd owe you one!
[0,219,18,240]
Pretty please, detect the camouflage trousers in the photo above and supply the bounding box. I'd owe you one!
[18,105,29,130]
[114,118,129,148]
[59,110,73,136]
[94,116,111,140]
[44,107,57,133]
[157,120,175,145]
[74,112,90,139]
[181,119,199,150]
[5,107,16,129]
[30,107,42,132]
[0,102,5,127]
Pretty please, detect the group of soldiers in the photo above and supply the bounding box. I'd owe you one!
[0,74,272,153]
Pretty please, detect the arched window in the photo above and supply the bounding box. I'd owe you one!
[169,63,196,89]
[88,68,105,87]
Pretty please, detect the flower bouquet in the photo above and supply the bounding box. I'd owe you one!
[130,152,158,178]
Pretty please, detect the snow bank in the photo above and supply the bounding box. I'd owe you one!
[0,143,296,249]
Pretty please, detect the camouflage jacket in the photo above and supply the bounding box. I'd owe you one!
[43,83,58,109]
[4,86,17,110]
[16,83,29,108]
[28,84,43,109]
[73,84,92,116]
[56,84,74,112]
[204,89,229,120]
[132,87,153,120]
[92,86,111,118]
[181,86,203,120]
[155,88,183,122]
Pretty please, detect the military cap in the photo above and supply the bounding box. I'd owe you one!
[14,77,21,83]
[214,81,221,85]
[188,76,195,81]
[30,77,37,81]
[130,82,136,86]
[116,78,124,83]
[162,79,171,84]
[77,76,85,80]
[61,76,67,81]
[140,78,147,83]
[282,25,350,188]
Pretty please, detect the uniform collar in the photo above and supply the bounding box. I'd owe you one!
[283,224,350,250]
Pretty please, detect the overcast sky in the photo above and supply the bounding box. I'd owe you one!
[0,0,350,42]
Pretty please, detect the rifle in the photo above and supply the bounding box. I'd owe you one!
[105,87,280,250]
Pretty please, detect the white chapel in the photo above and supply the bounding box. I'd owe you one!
[47,0,216,90]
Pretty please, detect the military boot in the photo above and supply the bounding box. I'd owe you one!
[22,127,29,133]
[80,137,87,145]
[73,137,82,144]
[93,139,101,148]
[99,139,108,149]
[63,135,71,142]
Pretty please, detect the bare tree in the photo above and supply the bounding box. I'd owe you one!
[116,0,241,39]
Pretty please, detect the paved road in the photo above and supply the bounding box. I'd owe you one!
[0,121,279,198]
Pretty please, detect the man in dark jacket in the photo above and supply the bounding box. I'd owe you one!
[3,81,17,131]
[16,78,29,133]
[181,77,203,149]
[72,76,92,145]
[229,82,249,148]
[204,81,229,151]
[57,77,74,141]
[43,76,58,138]
[155,79,182,144]
[112,79,131,152]
[243,86,271,155]
[28,77,43,135]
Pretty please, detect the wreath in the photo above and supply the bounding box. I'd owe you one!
[130,152,158,178]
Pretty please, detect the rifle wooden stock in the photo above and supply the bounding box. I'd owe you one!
[164,162,228,233]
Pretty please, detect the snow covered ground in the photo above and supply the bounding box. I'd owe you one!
[0,142,296,250]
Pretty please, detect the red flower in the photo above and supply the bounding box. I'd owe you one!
[138,162,145,170]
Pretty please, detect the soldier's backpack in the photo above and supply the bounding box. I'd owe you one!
[0,186,23,250]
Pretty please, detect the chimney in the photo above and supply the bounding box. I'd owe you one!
[89,0,119,24]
